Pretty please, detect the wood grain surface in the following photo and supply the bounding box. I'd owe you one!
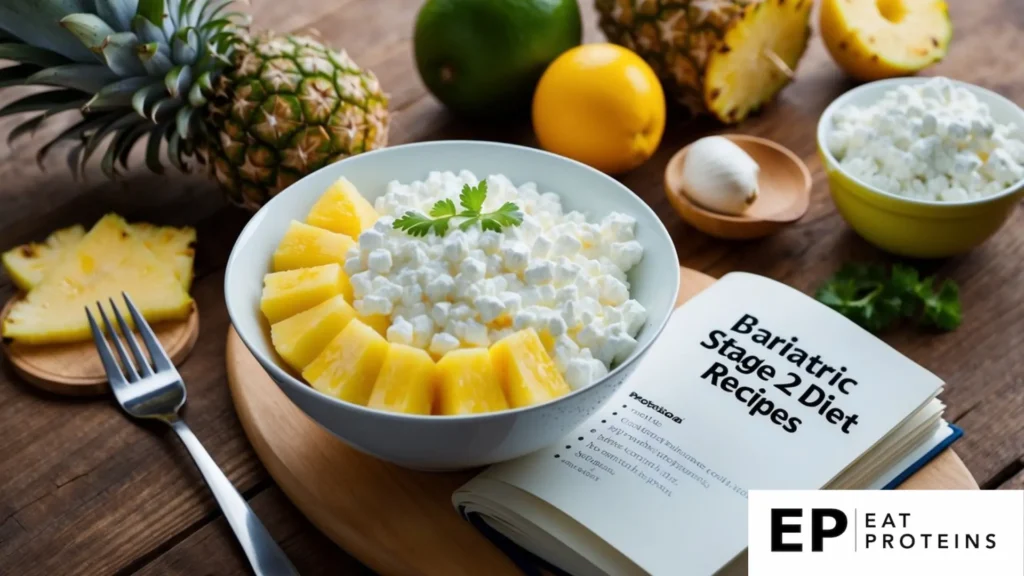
[222,268,975,575]
[0,1,1020,574]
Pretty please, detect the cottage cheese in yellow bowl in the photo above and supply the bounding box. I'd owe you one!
[818,77,1024,257]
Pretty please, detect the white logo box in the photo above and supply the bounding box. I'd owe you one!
[749,490,1024,576]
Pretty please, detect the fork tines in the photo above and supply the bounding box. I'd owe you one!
[86,293,174,388]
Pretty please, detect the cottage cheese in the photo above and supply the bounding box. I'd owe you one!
[343,171,647,389]
[828,77,1024,202]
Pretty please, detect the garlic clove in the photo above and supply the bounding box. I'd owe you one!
[679,136,761,216]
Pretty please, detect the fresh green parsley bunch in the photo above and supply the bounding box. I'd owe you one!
[816,263,962,333]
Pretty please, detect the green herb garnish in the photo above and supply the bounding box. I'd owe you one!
[815,263,962,333]
[393,181,523,237]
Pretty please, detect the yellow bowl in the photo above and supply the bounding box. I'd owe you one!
[817,78,1024,258]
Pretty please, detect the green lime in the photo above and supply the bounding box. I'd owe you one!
[414,0,582,119]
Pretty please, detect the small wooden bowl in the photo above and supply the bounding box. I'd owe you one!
[664,134,812,240]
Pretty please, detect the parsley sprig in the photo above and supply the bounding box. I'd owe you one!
[815,263,962,333]
[393,181,523,237]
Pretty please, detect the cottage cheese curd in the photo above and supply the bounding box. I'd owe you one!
[828,78,1024,202]
[342,171,647,389]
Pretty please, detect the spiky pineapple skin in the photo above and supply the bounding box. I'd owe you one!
[201,33,389,210]
[595,0,811,123]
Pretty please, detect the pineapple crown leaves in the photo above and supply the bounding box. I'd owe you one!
[0,0,248,178]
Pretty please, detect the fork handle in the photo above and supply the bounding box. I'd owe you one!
[170,419,300,576]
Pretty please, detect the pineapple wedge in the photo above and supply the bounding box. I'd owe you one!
[703,0,814,124]
[1,225,85,291]
[306,177,379,239]
[131,223,197,290]
[435,348,509,415]
[2,215,192,344]
[357,313,391,337]
[3,223,196,292]
[490,329,571,409]
[368,344,437,415]
[273,220,357,272]
[303,320,389,405]
[271,295,357,372]
[260,263,351,324]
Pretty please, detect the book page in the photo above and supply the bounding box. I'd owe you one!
[467,272,944,576]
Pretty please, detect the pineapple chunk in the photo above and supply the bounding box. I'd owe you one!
[2,215,192,344]
[1,225,85,291]
[271,295,357,372]
[358,313,391,337]
[368,344,436,415]
[303,320,389,405]
[703,0,813,124]
[306,177,379,239]
[131,223,197,290]
[272,220,356,272]
[435,348,509,415]
[260,263,350,324]
[490,329,571,409]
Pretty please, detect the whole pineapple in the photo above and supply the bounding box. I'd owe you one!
[595,0,813,124]
[0,0,389,210]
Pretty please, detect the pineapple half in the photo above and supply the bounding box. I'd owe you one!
[596,0,813,123]
[0,0,389,209]
[3,223,196,292]
[2,214,193,344]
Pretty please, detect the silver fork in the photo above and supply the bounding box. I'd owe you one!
[87,294,299,576]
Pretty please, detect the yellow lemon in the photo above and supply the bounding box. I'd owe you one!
[532,44,666,175]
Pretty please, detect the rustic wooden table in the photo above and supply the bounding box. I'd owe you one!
[0,1,1020,575]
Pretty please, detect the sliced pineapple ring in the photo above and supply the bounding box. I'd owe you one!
[271,295,357,372]
[272,220,357,272]
[368,344,437,415]
[704,0,813,123]
[1,225,85,291]
[303,319,389,405]
[821,0,951,81]
[2,215,192,344]
[306,177,379,239]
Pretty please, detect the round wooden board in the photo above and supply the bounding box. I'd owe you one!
[2,297,200,396]
[226,268,976,575]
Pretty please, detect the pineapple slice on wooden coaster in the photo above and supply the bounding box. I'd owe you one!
[3,223,196,292]
[131,224,197,291]
[2,215,193,344]
[306,177,379,239]
[435,348,509,415]
[368,344,437,415]
[703,0,814,124]
[490,329,571,409]
[1,225,85,291]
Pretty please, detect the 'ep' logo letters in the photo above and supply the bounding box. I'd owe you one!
[770,508,849,552]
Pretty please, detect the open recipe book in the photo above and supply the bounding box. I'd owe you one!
[452,273,961,576]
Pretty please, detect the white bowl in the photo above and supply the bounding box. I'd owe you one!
[225,141,680,470]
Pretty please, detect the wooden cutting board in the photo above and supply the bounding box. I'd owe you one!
[226,268,977,575]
